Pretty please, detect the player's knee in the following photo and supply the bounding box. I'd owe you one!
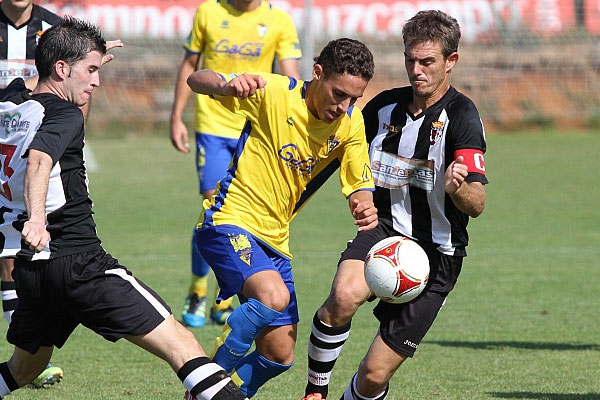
[326,285,364,320]
[254,286,290,312]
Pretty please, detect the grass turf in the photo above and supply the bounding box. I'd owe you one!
[0,131,598,399]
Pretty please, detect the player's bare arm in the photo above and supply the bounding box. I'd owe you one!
[349,190,378,231]
[187,70,266,99]
[279,58,301,80]
[170,52,200,153]
[445,156,486,217]
[22,149,53,252]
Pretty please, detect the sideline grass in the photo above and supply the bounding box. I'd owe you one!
[0,132,598,399]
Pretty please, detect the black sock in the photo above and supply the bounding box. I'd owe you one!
[0,362,20,396]
[177,357,246,400]
[306,312,352,398]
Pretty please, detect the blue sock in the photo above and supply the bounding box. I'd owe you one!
[232,351,293,398]
[191,234,210,277]
[212,298,281,374]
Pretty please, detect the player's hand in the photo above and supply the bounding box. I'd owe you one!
[351,198,378,231]
[222,74,266,99]
[101,39,124,66]
[170,118,190,153]
[445,155,469,194]
[21,221,50,253]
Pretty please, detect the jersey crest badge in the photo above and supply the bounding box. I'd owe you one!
[326,135,340,154]
[220,20,229,29]
[258,24,268,38]
[430,121,444,145]
[229,233,252,266]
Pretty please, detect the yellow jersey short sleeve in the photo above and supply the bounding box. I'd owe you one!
[184,1,302,139]
[199,72,374,259]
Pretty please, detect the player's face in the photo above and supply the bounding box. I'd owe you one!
[311,68,368,124]
[404,40,457,100]
[63,51,103,107]
[3,0,33,12]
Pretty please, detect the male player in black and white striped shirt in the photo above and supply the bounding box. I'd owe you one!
[303,10,488,400]
[0,18,247,400]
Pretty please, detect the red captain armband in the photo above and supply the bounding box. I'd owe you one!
[454,149,486,175]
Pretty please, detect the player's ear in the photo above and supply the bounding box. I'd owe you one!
[445,52,458,72]
[54,60,71,80]
[312,64,323,81]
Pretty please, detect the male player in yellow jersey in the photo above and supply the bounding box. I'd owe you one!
[185,38,377,398]
[170,0,301,328]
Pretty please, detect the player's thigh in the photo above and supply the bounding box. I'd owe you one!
[242,269,290,312]
[7,259,79,354]
[373,288,447,358]
[195,225,281,301]
[328,223,396,305]
[255,323,297,364]
[64,250,172,342]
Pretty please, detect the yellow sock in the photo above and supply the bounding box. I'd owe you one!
[212,284,233,311]
[190,274,208,298]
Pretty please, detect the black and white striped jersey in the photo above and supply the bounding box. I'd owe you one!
[0,79,101,260]
[0,5,61,87]
[363,86,488,256]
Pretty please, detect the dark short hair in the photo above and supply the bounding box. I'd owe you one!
[402,10,461,57]
[313,38,374,81]
[36,16,106,79]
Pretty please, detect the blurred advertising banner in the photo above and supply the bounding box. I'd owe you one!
[39,0,585,41]
[584,0,600,33]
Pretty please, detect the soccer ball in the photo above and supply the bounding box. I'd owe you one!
[364,236,430,304]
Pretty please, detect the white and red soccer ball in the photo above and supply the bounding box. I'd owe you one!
[364,236,430,304]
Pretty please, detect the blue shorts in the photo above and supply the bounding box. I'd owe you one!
[195,132,238,193]
[194,225,299,326]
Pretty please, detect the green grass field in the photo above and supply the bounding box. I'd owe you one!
[1,131,599,399]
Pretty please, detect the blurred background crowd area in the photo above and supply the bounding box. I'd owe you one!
[26,0,600,133]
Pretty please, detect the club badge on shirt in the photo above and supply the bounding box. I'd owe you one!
[430,121,444,145]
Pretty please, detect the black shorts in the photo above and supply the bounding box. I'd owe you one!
[7,249,171,354]
[339,220,463,357]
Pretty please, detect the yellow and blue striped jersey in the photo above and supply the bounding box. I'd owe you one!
[198,72,374,258]
[185,0,301,139]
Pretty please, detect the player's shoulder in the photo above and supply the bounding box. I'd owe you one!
[196,0,222,16]
[255,72,298,90]
[197,0,219,10]
[0,79,30,103]
[32,4,61,24]
[33,93,83,124]
[267,2,293,18]
[364,86,411,112]
[346,104,364,122]
[444,87,480,118]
